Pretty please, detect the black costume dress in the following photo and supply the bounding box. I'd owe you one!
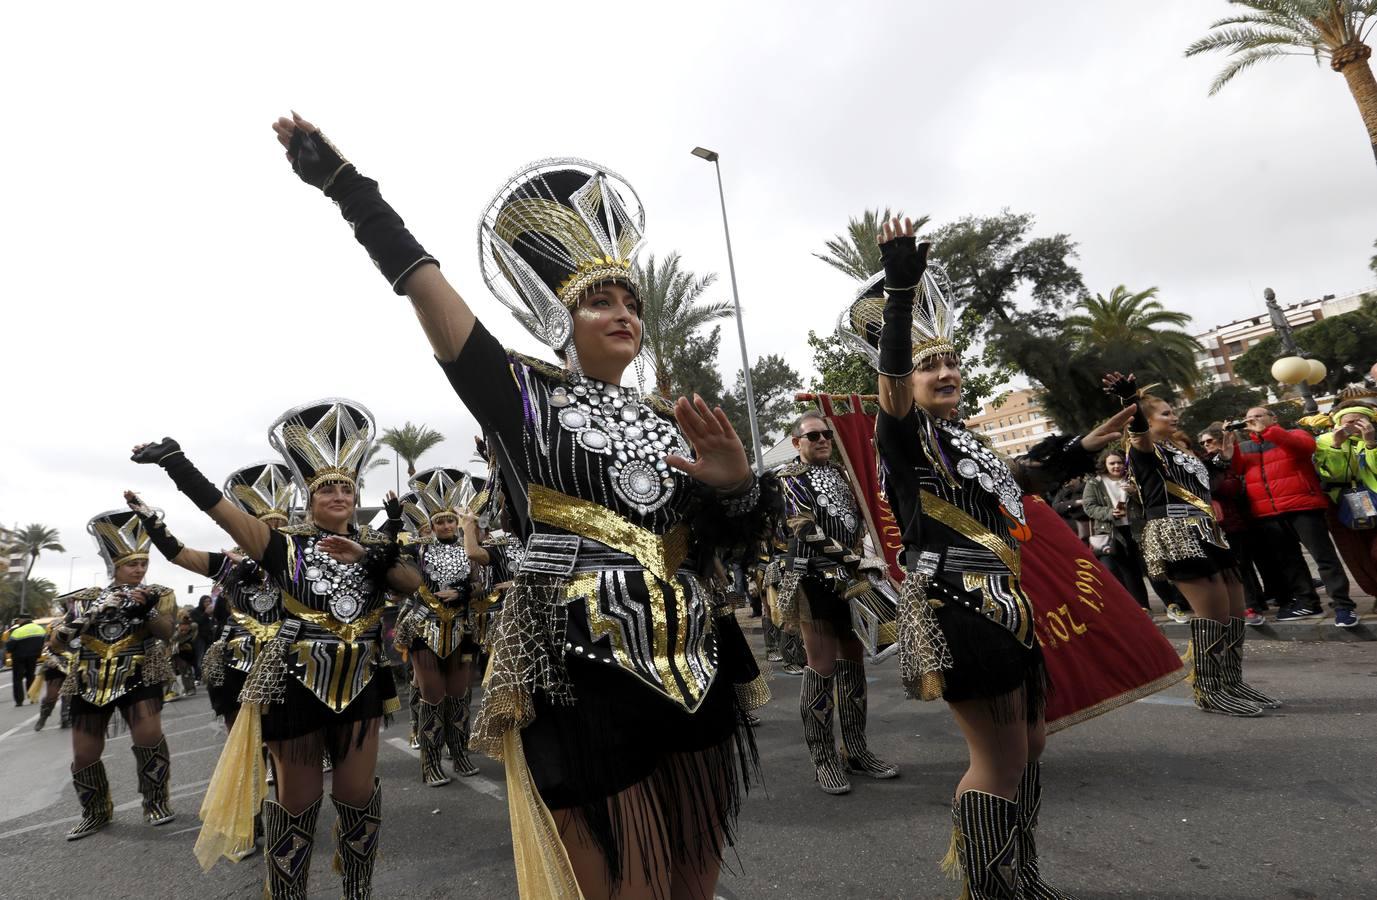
[443,321,771,885]
[201,554,283,721]
[1129,442,1235,581]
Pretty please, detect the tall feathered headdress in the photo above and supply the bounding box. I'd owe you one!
[268,398,377,496]
[397,491,428,534]
[88,509,153,576]
[223,461,298,524]
[409,467,476,523]
[478,158,645,367]
[835,263,957,371]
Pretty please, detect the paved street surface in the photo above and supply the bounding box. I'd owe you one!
[1,636,1374,899]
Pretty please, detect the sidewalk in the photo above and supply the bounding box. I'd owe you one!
[1149,609,1377,642]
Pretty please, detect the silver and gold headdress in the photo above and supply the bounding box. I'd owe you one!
[397,491,428,534]
[223,461,298,525]
[836,264,958,371]
[478,158,645,363]
[409,467,476,523]
[87,509,153,575]
[268,398,376,496]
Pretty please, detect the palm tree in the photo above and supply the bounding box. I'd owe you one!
[1186,1,1377,165]
[7,524,64,616]
[1063,286,1204,396]
[635,252,733,396]
[813,208,931,282]
[377,423,446,477]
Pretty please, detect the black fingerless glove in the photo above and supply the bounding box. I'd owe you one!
[132,438,222,511]
[876,237,931,377]
[134,509,185,561]
[1102,375,1148,434]
[364,542,402,584]
[289,129,437,295]
[379,495,405,540]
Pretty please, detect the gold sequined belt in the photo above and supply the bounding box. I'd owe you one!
[527,483,689,583]
[919,489,1021,577]
[81,633,143,659]
[281,592,385,643]
[229,611,283,644]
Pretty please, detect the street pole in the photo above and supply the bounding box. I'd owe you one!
[1263,287,1319,415]
[691,147,765,472]
[67,556,82,592]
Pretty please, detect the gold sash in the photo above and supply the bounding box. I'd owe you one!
[919,490,1022,577]
[1166,481,1216,520]
[527,483,688,583]
[281,592,385,642]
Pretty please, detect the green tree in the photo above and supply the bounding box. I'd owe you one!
[378,422,446,477]
[1185,0,1377,165]
[0,577,57,623]
[1178,382,1268,435]
[5,524,64,617]
[723,354,804,446]
[806,329,877,397]
[813,209,930,281]
[635,252,733,396]
[670,325,726,406]
[1232,308,1377,390]
[1062,286,1204,397]
[1370,237,1377,274]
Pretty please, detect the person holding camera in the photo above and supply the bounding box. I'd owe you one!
[1313,399,1377,620]
[1222,407,1356,627]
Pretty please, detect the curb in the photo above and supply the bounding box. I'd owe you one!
[1154,618,1376,642]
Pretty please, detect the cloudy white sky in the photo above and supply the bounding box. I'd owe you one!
[5,1,1375,600]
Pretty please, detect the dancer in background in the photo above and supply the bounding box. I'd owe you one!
[1103,372,1279,717]
[53,509,178,840]
[859,218,1132,898]
[272,111,774,900]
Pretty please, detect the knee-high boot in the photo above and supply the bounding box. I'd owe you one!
[763,610,781,661]
[1222,617,1281,708]
[833,659,898,779]
[34,697,56,731]
[416,699,451,786]
[132,736,176,825]
[444,693,479,777]
[1018,762,1076,899]
[1189,618,1262,717]
[780,628,805,674]
[947,790,1022,899]
[262,794,321,899]
[800,667,850,795]
[65,760,113,841]
[407,681,421,749]
[333,778,382,899]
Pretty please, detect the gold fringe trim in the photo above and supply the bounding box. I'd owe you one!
[941,819,963,881]
[1045,662,1188,735]
[734,673,771,711]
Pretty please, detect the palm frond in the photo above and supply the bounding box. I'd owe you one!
[1207,45,1301,93]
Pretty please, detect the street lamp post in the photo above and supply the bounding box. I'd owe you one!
[691,146,765,473]
[67,556,82,592]
[1263,287,1320,415]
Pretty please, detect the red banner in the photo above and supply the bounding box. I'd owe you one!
[807,394,1185,732]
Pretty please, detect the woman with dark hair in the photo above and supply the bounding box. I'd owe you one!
[132,398,420,897]
[1083,451,1152,612]
[856,217,1133,898]
[51,509,178,840]
[269,113,774,900]
[1103,373,1279,717]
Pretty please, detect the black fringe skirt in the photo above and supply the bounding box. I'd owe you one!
[260,671,396,765]
[936,601,1048,725]
[521,656,758,892]
[797,575,855,637]
[207,666,246,721]
[69,682,164,736]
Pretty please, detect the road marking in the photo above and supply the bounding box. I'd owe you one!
[0,714,40,743]
[171,743,222,760]
[0,778,212,840]
[168,824,202,836]
[1136,696,1196,707]
[384,737,505,801]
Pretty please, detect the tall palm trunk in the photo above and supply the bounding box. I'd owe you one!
[1333,41,1377,165]
[18,553,36,616]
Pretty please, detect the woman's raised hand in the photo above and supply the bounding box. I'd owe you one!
[877,216,930,290]
[271,111,349,191]
[124,489,155,518]
[665,394,752,492]
[317,535,366,564]
[1081,405,1138,453]
[1101,372,1139,401]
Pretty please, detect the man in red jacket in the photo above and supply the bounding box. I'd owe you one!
[1225,407,1356,626]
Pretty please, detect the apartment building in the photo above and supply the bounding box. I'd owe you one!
[1193,290,1370,387]
[964,388,1056,456]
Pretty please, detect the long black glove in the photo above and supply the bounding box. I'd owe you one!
[876,236,931,377]
[131,438,222,511]
[1103,372,1149,435]
[288,128,436,294]
[378,493,405,541]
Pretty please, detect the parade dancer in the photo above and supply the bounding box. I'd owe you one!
[32,622,70,731]
[133,397,419,898]
[273,112,773,899]
[394,466,483,784]
[52,509,178,840]
[777,410,899,794]
[856,218,1133,898]
[1103,373,1279,717]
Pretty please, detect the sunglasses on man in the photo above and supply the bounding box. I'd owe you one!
[799,430,834,442]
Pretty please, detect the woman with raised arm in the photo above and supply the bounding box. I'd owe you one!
[271,112,774,900]
[51,509,178,840]
[132,397,419,899]
[393,466,483,784]
[1103,373,1278,718]
[853,218,1135,899]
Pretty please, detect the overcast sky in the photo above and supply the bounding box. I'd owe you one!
[5,1,1376,600]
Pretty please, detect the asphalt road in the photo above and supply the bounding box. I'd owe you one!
[1,637,1374,899]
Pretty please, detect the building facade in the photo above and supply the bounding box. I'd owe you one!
[963,388,1057,456]
[1193,290,1371,387]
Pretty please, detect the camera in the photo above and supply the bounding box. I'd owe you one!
[1225,421,1249,433]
